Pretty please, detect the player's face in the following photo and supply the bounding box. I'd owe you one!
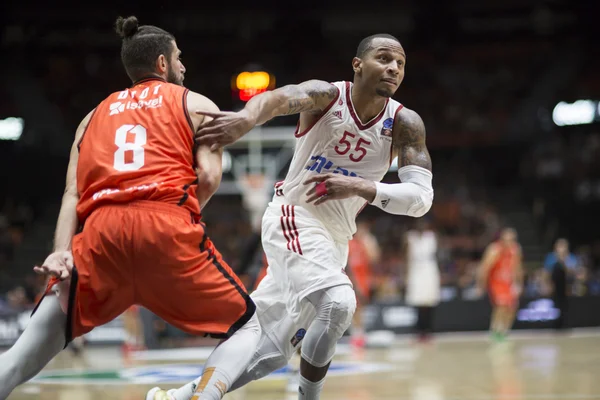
[167,41,186,86]
[501,229,516,243]
[360,38,406,98]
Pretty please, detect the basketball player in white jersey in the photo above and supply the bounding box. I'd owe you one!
[151,33,433,400]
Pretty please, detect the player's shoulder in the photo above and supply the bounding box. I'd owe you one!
[186,89,219,113]
[394,106,423,129]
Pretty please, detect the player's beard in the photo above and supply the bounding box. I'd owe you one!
[375,87,394,98]
[166,64,183,86]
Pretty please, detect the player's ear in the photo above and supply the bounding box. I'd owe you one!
[156,54,168,74]
[352,57,362,74]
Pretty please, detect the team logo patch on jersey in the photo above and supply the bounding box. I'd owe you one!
[290,328,307,347]
[381,117,394,138]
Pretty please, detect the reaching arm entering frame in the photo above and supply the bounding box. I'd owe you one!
[194,80,339,150]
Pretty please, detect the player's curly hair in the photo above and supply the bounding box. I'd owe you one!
[115,16,175,82]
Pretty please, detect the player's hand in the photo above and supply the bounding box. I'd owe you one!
[33,251,74,280]
[304,174,375,205]
[195,109,256,151]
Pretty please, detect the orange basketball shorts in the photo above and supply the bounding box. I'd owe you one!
[41,200,254,344]
[489,282,517,308]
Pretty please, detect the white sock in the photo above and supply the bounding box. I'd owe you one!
[298,375,325,400]
[193,368,231,400]
[191,313,261,400]
[172,377,201,400]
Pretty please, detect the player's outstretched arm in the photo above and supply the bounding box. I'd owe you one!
[33,110,94,280]
[194,80,338,150]
[53,111,94,252]
[244,79,339,124]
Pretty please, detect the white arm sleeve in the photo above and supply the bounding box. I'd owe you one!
[370,165,434,217]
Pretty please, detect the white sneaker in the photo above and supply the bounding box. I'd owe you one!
[146,387,176,400]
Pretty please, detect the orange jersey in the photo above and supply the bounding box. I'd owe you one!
[489,242,519,286]
[76,78,199,223]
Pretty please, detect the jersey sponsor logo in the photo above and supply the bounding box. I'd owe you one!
[380,117,393,138]
[92,182,164,201]
[333,110,343,120]
[380,198,389,209]
[33,361,394,384]
[305,155,362,178]
[109,96,164,116]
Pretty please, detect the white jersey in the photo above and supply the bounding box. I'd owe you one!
[406,230,438,267]
[406,229,440,306]
[275,81,403,242]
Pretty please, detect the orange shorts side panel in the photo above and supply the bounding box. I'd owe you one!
[51,201,254,340]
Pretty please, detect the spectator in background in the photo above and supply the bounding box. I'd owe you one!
[551,243,569,330]
[544,238,578,272]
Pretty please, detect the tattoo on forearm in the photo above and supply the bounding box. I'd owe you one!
[282,81,339,115]
[394,109,433,171]
[284,98,315,115]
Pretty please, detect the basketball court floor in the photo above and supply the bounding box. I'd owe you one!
[7,329,600,400]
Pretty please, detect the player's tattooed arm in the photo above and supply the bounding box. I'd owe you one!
[194,80,338,150]
[279,80,340,116]
[393,108,432,172]
[248,80,339,125]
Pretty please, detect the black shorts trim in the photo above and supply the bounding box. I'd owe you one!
[64,266,79,347]
[199,233,256,339]
[30,267,79,349]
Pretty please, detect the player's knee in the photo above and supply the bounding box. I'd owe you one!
[320,286,357,336]
[241,312,262,338]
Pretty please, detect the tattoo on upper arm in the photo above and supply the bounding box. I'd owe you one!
[394,109,432,171]
[282,81,338,115]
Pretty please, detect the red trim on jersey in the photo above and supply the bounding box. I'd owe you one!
[345,81,388,130]
[280,205,293,251]
[290,205,303,255]
[280,205,303,255]
[389,103,405,166]
[294,84,341,138]
[284,205,298,253]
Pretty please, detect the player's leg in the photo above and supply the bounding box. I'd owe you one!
[166,332,290,400]
[139,206,261,400]
[0,293,66,400]
[298,284,357,400]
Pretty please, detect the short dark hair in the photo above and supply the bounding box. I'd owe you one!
[115,16,176,82]
[356,34,401,58]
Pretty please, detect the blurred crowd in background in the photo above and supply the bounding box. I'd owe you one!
[1,1,600,314]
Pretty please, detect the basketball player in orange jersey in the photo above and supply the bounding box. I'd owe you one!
[0,16,260,400]
[478,228,524,342]
[347,220,380,348]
